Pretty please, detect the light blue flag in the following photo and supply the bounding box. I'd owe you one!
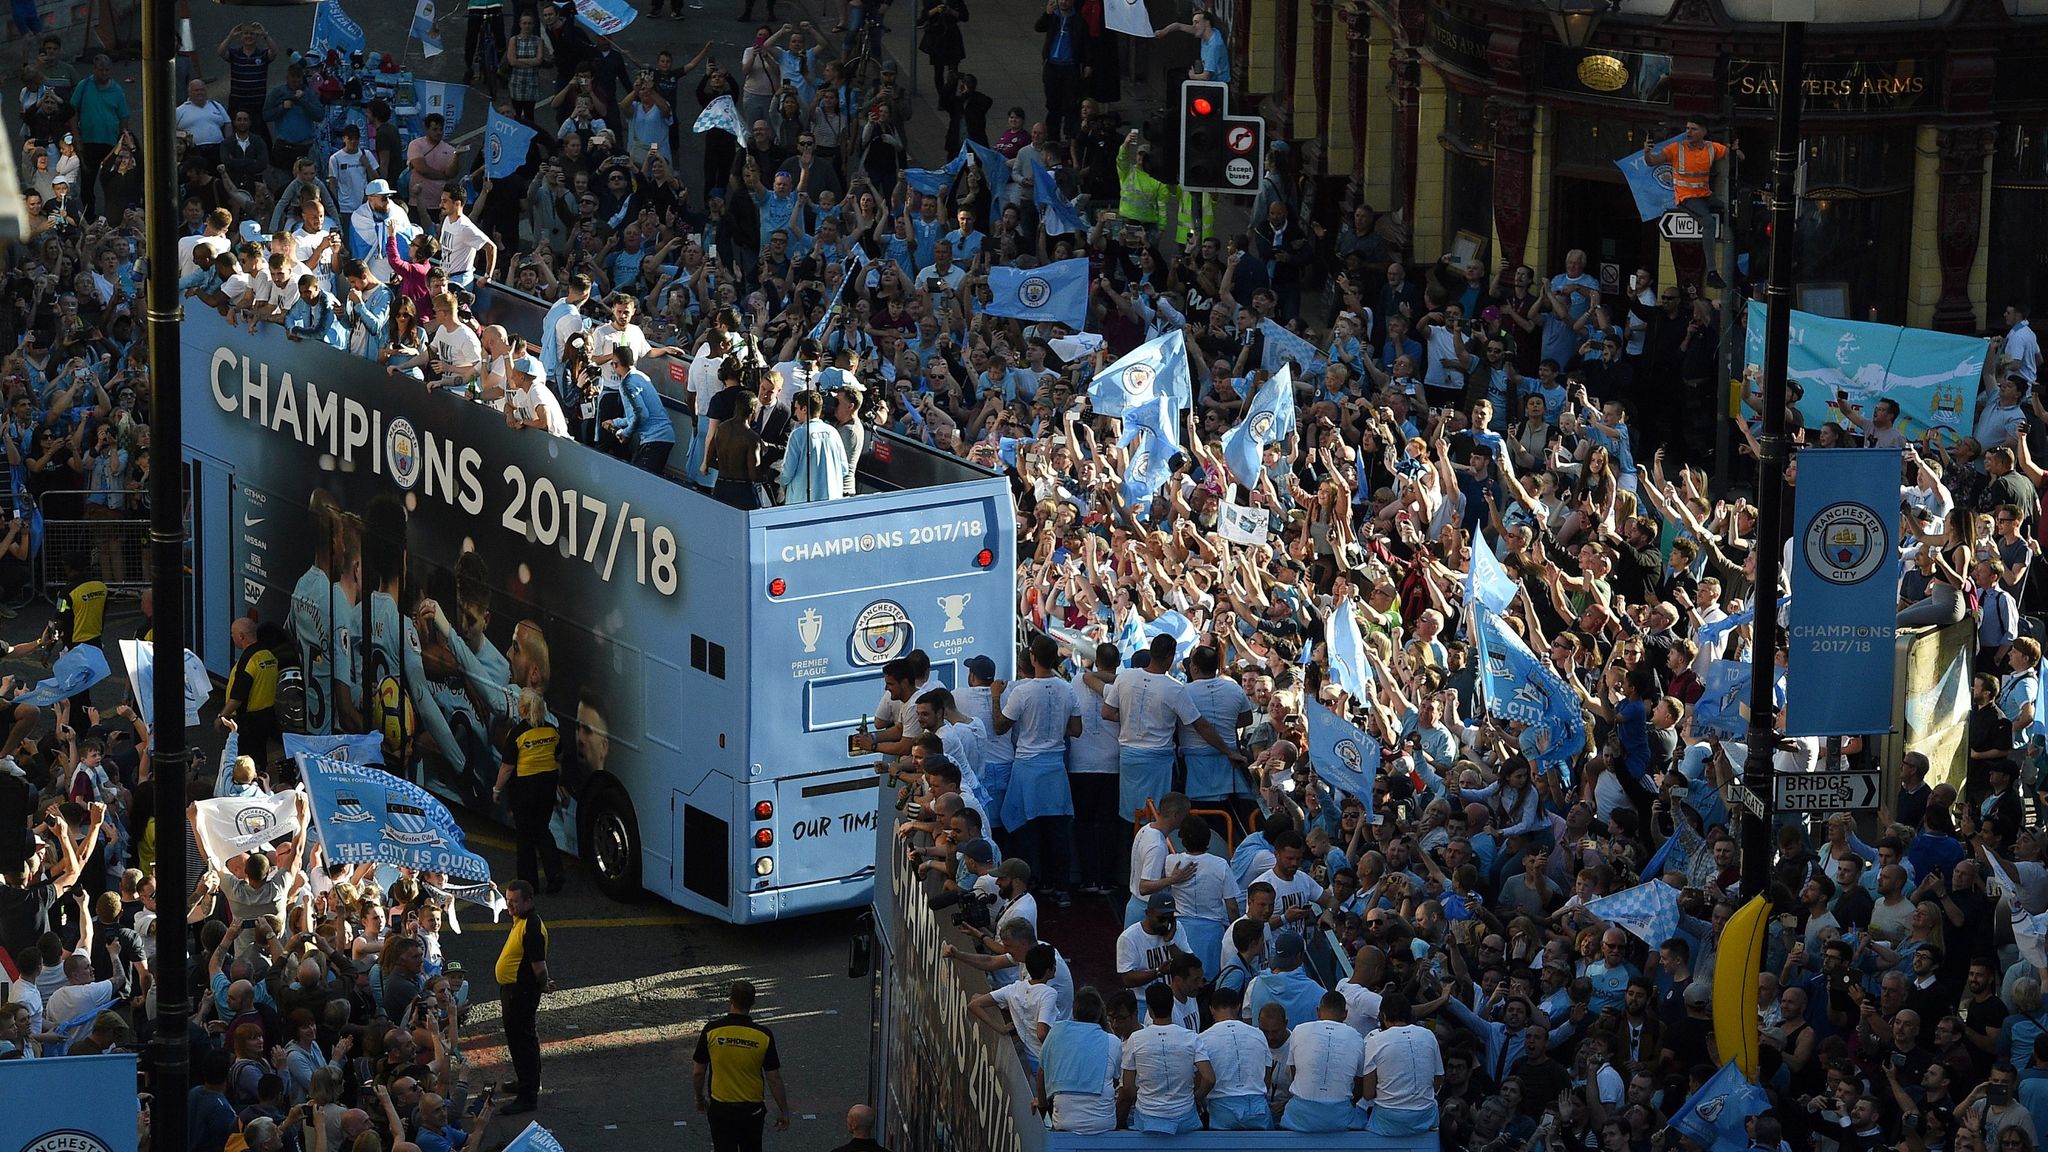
[1324,598,1374,700]
[572,0,639,36]
[1692,658,1751,740]
[1582,878,1681,948]
[965,139,1011,202]
[483,108,539,179]
[416,80,466,130]
[1032,159,1088,236]
[1643,817,1703,882]
[503,1121,568,1152]
[1118,392,1182,509]
[1221,366,1296,488]
[16,644,111,706]
[1465,536,1519,616]
[1305,700,1380,813]
[310,0,367,57]
[1669,1062,1770,1152]
[808,248,870,340]
[0,1051,139,1150]
[1472,607,1586,763]
[1695,593,1788,653]
[904,150,967,197]
[1257,318,1327,377]
[283,732,386,766]
[410,0,444,56]
[1087,329,1193,417]
[693,94,745,138]
[1616,134,1683,222]
[1141,610,1199,672]
[1115,612,1147,663]
[1741,300,1986,449]
[300,755,490,880]
[985,257,1090,330]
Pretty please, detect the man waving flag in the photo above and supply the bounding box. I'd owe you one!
[484,108,539,179]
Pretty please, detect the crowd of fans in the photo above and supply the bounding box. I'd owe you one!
[3,0,2048,1150]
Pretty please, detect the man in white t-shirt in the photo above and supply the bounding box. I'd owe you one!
[1119,983,1204,1134]
[1102,634,1241,823]
[505,355,569,436]
[1359,992,1445,1135]
[1196,986,1275,1130]
[1252,829,1329,930]
[436,187,495,287]
[326,123,378,215]
[44,953,118,1040]
[1338,946,1386,1039]
[970,943,1062,1069]
[1115,893,1191,996]
[1126,791,1194,928]
[1283,991,1366,1132]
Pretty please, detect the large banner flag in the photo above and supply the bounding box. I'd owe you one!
[17,643,111,706]
[118,640,212,729]
[1669,1062,1770,1152]
[484,108,539,179]
[1257,318,1327,377]
[1325,598,1375,700]
[1582,878,1681,948]
[1221,366,1295,488]
[1118,392,1182,508]
[1105,0,1154,36]
[1692,659,1752,740]
[283,732,386,766]
[1032,160,1088,236]
[1140,609,1199,670]
[504,1121,568,1152]
[984,258,1090,329]
[1785,447,1901,736]
[1472,607,1586,762]
[1742,300,1987,448]
[965,139,1012,201]
[1465,538,1518,616]
[0,1052,139,1151]
[693,94,744,138]
[572,0,639,36]
[301,755,490,880]
[416,80,467,130]
[195,790,303,867]
[1615,133,1683,222]
[1305,700,1379,812]
[1087,329,1193,417]
[410,0,444,56]
[310,0,367,58]
[904,149,968,197]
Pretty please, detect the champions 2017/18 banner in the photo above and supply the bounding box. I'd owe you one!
[0,1052,139,1152]
[1743,301,1989,448]
[1785,447,1901,736]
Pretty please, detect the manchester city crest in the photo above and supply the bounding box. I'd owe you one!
[1018,276,1052,309]
[851,599,913,665]
[1802,501,1886,585]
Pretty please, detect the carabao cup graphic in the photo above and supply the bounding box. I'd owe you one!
[937,593,972,633]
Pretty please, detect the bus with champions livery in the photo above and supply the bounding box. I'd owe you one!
[179,292,1016,923]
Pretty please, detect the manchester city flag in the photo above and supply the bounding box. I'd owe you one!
[1582,878,1681,949]
[1257,318,1327,377]
[1221,366,1296,488]
[485,107,540,179]
[301,755,490,880]
[1087,329,1193,417]
[965,139,1012,201]
[15,643,111,706]
[904,149,968,197]
[0,1052,140,1152]
[504,1121,569,1152]
[1668,1062,1770,1152]
[1473,606,1587,762]
[1616,133,1683,222]
[1305,699,1379,812]
[1118,392,1183,509]
[985,257,1090,330]
[693,94,744,138]
[1032,159,1088,236]
[310,0,367,57]
[1785,447,1901,735]
[1325,597,1375,700]
[1464,535,1519,616]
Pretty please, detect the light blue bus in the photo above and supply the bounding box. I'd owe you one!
[180,293,1016,923]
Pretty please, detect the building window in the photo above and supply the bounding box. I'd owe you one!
[1990,123,2048,318]
[1440,88,1493,264]
[1738,129,1912,323]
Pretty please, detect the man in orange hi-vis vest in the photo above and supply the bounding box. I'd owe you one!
[1643,119,1741,288]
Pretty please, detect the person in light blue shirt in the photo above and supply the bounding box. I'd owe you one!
[781,389,850,504]
[1245,930,1325,1030]
[1156,11,1232,86]
[285,275,349,350]
[605,345,675,473]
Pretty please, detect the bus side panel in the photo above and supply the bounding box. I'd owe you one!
[181,308,744,912]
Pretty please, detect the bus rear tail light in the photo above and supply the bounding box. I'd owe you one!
[768,578,787,597]
[753,800,774,820]
[754,828,774,848]
[975,549,994,568]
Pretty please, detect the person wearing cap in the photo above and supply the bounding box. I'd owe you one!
[1115,891,1191,997]
[1245,929,1323,1030]
[505,353,569,437]
[350,178,416,284]
[968,942,1061,1072]
[781,388,850,504]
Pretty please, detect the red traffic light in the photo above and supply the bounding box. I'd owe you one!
[1190,97,1214,116]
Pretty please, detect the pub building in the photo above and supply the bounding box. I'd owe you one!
[1220,0,2048,331]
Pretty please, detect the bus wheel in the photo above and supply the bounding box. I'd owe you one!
[584,786,643,902]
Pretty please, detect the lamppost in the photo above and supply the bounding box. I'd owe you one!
[1741,7,1809,904]
[1539,0,1621,48]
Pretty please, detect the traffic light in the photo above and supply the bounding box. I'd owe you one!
[1178,80,1265,196]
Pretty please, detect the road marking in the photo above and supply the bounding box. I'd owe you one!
[460,912,704,933]
[459,828,517,851]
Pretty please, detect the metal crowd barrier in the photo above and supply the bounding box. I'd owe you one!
[33,490,160,594]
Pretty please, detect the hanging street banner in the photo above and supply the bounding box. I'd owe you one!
[1785,447,1901,736]
[1742,301,1988,450]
